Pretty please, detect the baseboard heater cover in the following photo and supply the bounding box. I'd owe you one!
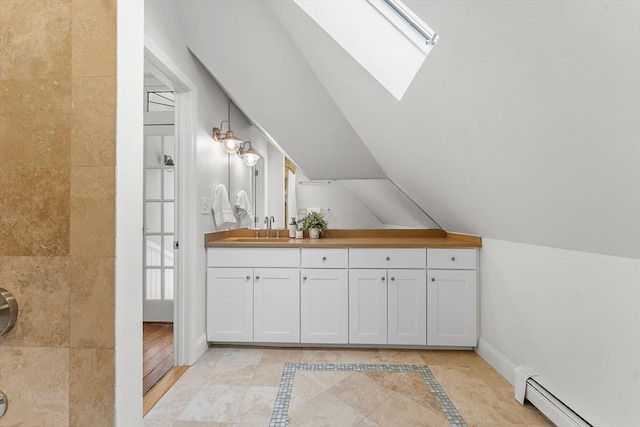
[514,366,592,427]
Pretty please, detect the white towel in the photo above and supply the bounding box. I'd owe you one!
[235,190,254,228]
[211,184,236,229]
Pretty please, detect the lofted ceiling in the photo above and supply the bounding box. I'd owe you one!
[176,0,639,258]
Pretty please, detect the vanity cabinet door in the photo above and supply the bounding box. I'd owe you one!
[349,269,387,344]
[388,269,427,346]
[300,269,348,344]
[207,267,253,342]
[427,269,477,347]
[253,268,300,343]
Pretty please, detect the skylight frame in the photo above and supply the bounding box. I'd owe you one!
[293,0,439,100]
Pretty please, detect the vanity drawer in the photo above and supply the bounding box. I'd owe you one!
[349,248,426,269]
[427,249,477,270]
[207,248,300,268]
[301,248,348,268]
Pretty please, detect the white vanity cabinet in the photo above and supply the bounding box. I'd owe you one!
[253,268,300,343]
[206,267,253,342]
[207,248,300,343]
[348,269,387,344]
[300,249,349,344]
[427,248,478,347]
[349,249,427,346]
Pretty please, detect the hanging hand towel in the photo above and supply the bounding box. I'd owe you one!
[212,184,236,229]
[235,190,254,228]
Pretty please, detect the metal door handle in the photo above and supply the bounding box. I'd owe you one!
[0,391,7,418]
[381,277,385,281]
[0,288,18,336]
[303,276,307,280]
[431,277,436,282]
[390,277,395,281]
[322,256,326,261]
[246,275,251,280]
[451,256,456,261]
[386,256,390,261]
[255,276,260,280]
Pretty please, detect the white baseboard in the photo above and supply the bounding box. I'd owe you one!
[193,333,208,364]
[475,337,517,385]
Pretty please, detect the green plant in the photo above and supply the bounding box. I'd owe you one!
[301,211,328,232]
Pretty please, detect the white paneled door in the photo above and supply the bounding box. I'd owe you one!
[143,112,177,322]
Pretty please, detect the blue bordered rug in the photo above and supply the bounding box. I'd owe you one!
[269,363,467,427]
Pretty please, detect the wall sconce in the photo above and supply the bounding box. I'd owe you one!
[212,100,242,154]
[237,141,261,167]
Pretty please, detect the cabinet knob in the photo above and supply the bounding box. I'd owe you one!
[322,256,327,261]
[381,276,386,281]
[246,275,251,280]
[451,256,456,261]
[390,277,395,281]
[431,277,436,282]
[386,256,390,261]
[303,276,307,280]
[255,276,260,280]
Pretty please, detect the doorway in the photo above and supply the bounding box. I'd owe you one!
[142,83,177,395]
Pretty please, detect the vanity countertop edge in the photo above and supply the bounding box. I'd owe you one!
[204,229,481,248]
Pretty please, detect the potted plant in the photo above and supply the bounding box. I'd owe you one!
[301,211,328,239]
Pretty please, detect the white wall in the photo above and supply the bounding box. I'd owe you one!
[478,239,640,427]
[269,0,640,259]
[144,0,270,366]
[116,0,144,424]
[177,0,386,180]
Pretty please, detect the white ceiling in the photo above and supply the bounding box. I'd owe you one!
[177,0,640,258]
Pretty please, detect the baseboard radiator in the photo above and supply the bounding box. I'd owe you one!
[514,367,592,427]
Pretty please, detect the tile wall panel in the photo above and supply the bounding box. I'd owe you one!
[0,0,117,424]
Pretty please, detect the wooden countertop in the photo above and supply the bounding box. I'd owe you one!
[205,229,481,248]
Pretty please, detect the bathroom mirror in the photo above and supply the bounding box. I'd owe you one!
[295,178,441,229]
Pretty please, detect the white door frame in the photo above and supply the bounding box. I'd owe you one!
[144,36,198,366]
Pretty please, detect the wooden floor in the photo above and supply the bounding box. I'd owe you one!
[143,322,174,395]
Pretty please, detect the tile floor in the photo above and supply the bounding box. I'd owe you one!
[144,346,553,427]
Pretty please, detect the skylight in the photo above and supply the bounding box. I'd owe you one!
[293,0,438,100]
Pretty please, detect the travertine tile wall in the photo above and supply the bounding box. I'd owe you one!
[0,0,117,425]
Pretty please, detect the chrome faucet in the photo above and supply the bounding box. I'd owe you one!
[264,216,275,238]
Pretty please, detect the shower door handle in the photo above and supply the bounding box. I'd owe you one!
[0,391,7,418]
[0,288,18,336]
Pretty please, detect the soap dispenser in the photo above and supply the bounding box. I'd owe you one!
[288,218,297,238]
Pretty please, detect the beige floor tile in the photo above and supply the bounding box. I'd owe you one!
[365,390,448,427]
[492,387,554,425]
[327,372,392,416]
[144,383,201,423]
[375,349,425,365]
[288,373,328,412]
[251,363,285,386]
[205,362,258,386]
[429,365,489,389]
[340,349,386,364]
[363,371,439,411]
[218,347,264,364]
[179,385,247,423]
[173,422,232,427]
[298,369,353,390]
[234,386,279,424]
[444,385,529,425]
[287,389,366,426]
[260,348,302,363]
[301,348,344,364]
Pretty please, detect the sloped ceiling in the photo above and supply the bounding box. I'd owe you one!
[176,0,639,258]
[176,0,385,180]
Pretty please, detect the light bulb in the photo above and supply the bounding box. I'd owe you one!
[242,151,260,167]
